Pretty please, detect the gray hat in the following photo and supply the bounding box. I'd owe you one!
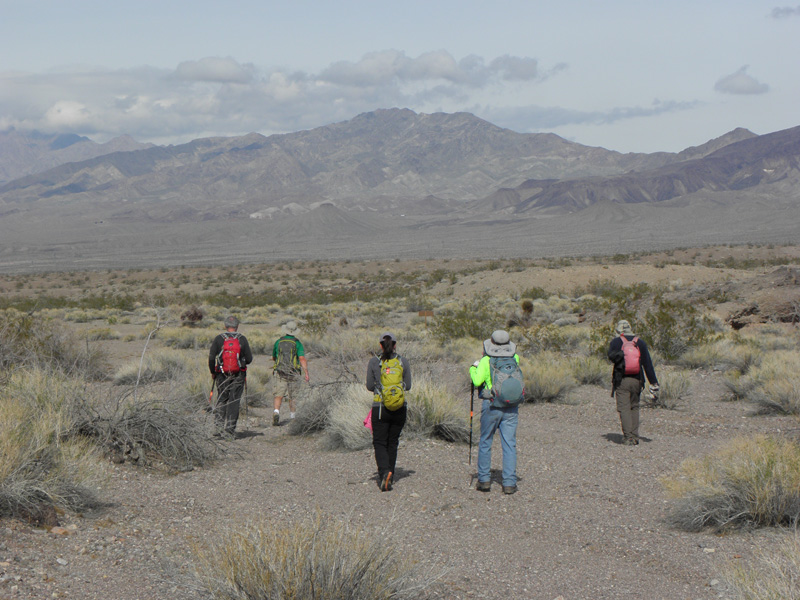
[224,315,240,329]
[615,320,634,336]
[380,332,397,343]
[483,329,516,357]
[282,320,299,336]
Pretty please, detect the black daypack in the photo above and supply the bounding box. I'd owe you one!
[275,337,301,377]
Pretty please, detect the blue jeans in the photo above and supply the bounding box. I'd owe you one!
[477,399,518,486]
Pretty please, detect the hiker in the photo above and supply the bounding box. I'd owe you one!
[469,329,524,495]
[208,315,253,438]
[607,319,659,446]
[271,321,309,426]
[366,333,412,492]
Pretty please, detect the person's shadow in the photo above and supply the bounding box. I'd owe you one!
[234,430,264,440]
[602,433,651,444]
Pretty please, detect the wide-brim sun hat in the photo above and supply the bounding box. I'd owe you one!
[483,329,516,357]
[282,320,299,335]
[615,320,634,336]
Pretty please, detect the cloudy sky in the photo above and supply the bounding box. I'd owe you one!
[1,1,798,153]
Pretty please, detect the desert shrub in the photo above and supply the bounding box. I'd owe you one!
[661,435,800,531]
[520,353,577,403]
[73,389,222,471]
[84,327,120,341]
[518,323,568,354]
[320,385,373,451]
[678,339,761,373]
[632,297,716,361]
[0,370,101,520]
[649,370,691,410]
[431,296,499,343]
[288,383,344,437]
[0,310,107,381]
[724,351,800,414]
[405,375,471,443]
[303,328,375,365]
[420,337,481,366]
[569,355,607,386]
[725,531,800,600]
[113,349,188,385]
[159,327,217,350]
[299,311,332,337]
[193,514,440,600]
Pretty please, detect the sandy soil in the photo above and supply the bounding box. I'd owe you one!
[2,251,799,600]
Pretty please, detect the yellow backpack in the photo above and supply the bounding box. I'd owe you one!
[377,356,405,411]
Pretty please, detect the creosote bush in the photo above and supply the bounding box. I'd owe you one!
[661,435,800,531]
[193,513,441,600]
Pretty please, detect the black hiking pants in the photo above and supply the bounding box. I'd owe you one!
[214,372,245,435]
[372,403,407,479]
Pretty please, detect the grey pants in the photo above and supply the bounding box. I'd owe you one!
[215,373,245,434]
[615,377,642,440]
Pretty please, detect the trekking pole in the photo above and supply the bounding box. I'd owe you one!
[242,376,249,432]
[469,382,474,465]
[206,378,215,413]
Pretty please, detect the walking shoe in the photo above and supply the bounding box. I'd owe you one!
[623,436,638,446]
[502,485,518,495]
[380,471,393,492]
[476,480,491,492]
[272,412,280,426]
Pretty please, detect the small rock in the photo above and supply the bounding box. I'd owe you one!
[49,527,70,536]
[55,558,67,566]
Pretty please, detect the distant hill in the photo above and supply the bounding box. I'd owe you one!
[474,125,800,214]
[0,110,797,271]
[0,109,738,219]
[0,129,153,185]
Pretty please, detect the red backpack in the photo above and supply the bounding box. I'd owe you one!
[217,333,243,374]
[620,335,641,376]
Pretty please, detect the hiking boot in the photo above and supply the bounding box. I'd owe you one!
[476,480,491,492]
[272,412,280,426]
[502,485,518,495]
[380,471,393,492]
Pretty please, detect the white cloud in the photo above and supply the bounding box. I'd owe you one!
[714,66,770,95]
[174,57,254,84]
[771,5,800,18]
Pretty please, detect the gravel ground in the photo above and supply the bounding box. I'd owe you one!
[1,369,796,600]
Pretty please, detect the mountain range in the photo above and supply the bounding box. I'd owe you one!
[0,109,798,272]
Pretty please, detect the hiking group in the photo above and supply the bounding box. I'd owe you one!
[209,315,659,492]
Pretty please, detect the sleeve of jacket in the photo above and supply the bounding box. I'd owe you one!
[637,339,659,386]
[366,357,380,392]
[240,336,254,366]
[607,337,623,364]
[208,335,222,374]
[469,356,491,389]
[401,355,412,392]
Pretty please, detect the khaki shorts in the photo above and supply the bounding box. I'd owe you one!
[273,374,298,398]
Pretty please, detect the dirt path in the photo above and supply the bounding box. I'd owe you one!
[2,370,795,599]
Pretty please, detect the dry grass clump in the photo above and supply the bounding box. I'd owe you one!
[569,355,607,386]
[0,370,102,520]
[725,531,800,600]
[723,351,800,414]
[405,375,471,443]
[520,352,577,403]
[193,513,440,600]
[678,339,760,372]
[320,385,374,451]
[649,370,692,410]
[661,435,800,532]
[113,349,188,385]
